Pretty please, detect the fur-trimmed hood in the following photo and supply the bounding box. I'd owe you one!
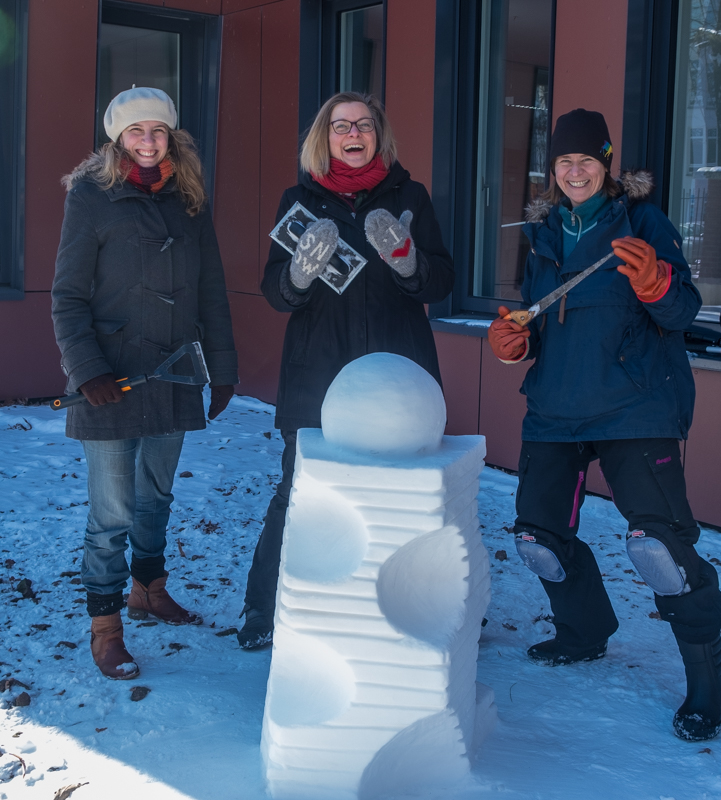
[62,151,108,192]
[524,169,654,223]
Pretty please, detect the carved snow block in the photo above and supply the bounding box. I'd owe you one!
[261,354,495,800]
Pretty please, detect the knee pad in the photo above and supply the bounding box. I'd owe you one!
[515,532,566,582]
[626,530,690,596]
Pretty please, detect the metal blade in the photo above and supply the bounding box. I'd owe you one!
[151,342,210,385]
[531,251,615,317]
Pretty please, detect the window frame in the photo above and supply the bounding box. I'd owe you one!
[98,1,221,208]
[430,0,556,319]
[0,0,28,300]
[621,0,680,211]
[320,0,387,105]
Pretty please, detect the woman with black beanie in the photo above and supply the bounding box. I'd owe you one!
[488,108,721,742]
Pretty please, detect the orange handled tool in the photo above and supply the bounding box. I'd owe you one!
[50,342,209,410]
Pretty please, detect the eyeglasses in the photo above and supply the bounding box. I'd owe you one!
[329,118,375,135]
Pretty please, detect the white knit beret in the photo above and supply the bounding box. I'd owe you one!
[103,87,177,142]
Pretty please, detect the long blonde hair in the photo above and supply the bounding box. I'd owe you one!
[62,128,207,216]
[300,92,398,176]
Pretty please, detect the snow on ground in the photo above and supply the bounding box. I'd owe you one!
[1,395,720,800]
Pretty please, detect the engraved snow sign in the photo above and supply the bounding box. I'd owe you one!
[269,201,368,295]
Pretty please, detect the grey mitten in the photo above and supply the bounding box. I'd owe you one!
[289,218,339,290]
[364,209,417,277]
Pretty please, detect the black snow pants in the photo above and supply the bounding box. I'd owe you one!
[243,431,298,615]
[515,438,721,647]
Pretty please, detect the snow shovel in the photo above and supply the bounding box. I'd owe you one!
[50,341,210,410]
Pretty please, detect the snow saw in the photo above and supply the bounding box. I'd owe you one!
[505,251,615,326]
[50,341,210,410]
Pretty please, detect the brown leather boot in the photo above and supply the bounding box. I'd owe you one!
[90,612,140,680]
[127,572,202,625]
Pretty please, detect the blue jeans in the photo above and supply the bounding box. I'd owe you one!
[81,432,185,595]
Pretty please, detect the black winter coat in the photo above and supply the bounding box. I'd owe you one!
[52,166,238,441]
[262,162,454,431]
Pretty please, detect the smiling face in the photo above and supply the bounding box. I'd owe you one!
[328,102,377,168]
[553,153,607,207]
[119,120,170,168]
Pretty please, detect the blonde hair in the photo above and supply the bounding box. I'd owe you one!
[300,92,398,176]
[62,128,207,216]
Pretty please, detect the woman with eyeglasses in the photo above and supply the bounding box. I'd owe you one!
[237,91,454,649]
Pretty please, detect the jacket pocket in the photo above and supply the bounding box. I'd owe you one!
[617,324,665,391]
[93,319,128,372]
[194,320,206,342]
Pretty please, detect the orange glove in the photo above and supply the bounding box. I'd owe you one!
[488,306,531,362]
[612,236,671,303]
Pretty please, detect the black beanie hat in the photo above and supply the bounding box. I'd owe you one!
[549,109,613,173]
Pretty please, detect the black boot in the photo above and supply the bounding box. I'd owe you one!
[528,637,608,666]
[237,606,274,650]
[673,636,721,741]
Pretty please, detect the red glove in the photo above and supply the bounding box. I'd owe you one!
[79,373,124,406]
[612,236,671,303]
[208,385,234,420]
[488,306,531,362]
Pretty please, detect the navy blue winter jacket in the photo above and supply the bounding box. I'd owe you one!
[518,171,701,442]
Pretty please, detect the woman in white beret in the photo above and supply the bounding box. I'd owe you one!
[52,87,238,680]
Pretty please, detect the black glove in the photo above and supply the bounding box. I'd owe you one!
[208,385,234,420]
[79,373,124,406]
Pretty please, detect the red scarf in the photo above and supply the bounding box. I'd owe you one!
[122,157,175,193]
[312,154,389,196]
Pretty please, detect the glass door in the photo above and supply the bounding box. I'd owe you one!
[669,0,721,310]
[472,0,554,304]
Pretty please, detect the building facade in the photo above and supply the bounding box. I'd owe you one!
[1,0,720,525]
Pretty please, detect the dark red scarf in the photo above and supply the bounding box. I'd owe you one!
[312,154,389,196]
[122,157,175,193]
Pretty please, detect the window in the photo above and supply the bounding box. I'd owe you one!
[98,2,221,204]
[668,0,721,307]
[322,1,385,102]
[0,0,27,299]
[473,0,554,305]
[97,24,180,146]
[431,0,555,316]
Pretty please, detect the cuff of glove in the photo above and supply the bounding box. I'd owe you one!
[635,260,672,303]
[498,338,529,364]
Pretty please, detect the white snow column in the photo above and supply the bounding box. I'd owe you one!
[261,353,495,800]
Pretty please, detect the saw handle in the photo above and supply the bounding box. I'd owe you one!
[50,375,148,410]
[503,309,535,327]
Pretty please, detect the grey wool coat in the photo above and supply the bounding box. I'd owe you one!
[52,159,238,441]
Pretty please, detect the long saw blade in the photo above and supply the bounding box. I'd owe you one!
[506,251,615,326]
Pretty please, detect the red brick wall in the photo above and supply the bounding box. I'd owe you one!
[214,0,300,403]
[552,0,628,175]
[385,0,436,190]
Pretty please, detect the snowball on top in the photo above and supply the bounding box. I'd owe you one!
[320,353,446,456]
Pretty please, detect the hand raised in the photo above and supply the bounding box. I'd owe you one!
[364,209,417,277]
[289,219,339,290]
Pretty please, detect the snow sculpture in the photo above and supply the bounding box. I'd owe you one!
[261,353,495,800]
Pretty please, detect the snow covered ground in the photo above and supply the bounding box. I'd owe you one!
[1,394,720,800]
